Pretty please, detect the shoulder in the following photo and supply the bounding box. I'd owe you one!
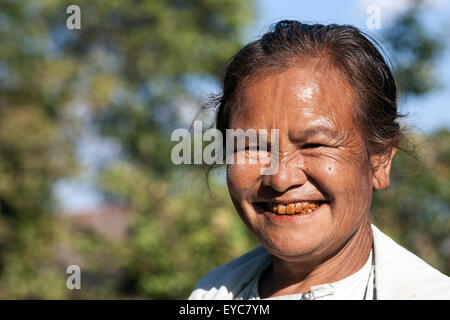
[188,246,271,300]
[372,224,450,300]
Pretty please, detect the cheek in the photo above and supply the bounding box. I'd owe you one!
[303,152,373,201]
[302,155,344,193]
[227,164,260,200]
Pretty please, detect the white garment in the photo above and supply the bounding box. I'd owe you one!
[189,225,450,300]
[246,250,375,300]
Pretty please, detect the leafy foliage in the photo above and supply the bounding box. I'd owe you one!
[383,2,444,95]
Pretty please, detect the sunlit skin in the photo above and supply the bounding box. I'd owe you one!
[226,63,397,298]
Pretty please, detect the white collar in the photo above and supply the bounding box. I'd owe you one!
[250,250,373,300]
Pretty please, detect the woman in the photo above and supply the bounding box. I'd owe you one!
[189,21,450,300]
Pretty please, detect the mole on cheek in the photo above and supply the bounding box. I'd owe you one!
[328,167,331,171]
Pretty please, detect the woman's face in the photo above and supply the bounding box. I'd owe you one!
[227,66,377,262]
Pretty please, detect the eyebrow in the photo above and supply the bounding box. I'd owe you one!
[290,127,341,141]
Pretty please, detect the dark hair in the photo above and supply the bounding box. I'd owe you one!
[211,20,405,159]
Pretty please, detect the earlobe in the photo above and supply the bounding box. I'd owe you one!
[371,148,398,190]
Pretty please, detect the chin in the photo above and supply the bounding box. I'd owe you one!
[258,227,330,260]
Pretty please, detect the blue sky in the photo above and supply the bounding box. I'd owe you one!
[55,0,450,213]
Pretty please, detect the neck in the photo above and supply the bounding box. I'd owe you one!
[260,216,373,298]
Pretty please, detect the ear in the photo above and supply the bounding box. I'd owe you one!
[370,148,398,190]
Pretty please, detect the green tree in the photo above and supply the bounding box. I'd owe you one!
[371,1,449,274]
[371,130,450,274]
[0,0,256,298]
[0,1,78,298]
[382,1,444,95]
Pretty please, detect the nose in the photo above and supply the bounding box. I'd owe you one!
[262,154,307,193]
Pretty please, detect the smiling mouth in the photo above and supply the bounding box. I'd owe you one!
[264,201,323,215]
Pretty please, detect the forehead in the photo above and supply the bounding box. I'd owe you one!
[230,66,356,133]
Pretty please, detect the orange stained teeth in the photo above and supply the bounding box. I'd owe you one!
[269,201,321,215]
[286,203,295,214]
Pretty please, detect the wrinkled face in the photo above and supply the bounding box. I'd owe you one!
[227,66,376,261]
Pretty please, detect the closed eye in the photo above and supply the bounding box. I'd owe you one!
[303,143,324,149]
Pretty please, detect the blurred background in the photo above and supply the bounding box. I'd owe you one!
[0,0,448,299]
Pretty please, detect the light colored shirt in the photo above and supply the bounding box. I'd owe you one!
[189,225,450,300]
[246,251,374,300]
